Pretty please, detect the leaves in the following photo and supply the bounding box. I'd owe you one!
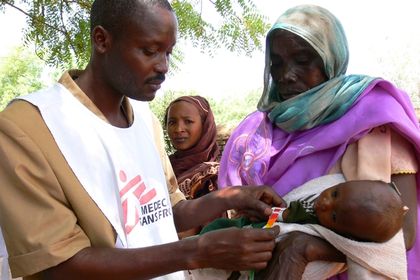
[211,0,269,54]
[0,46,50,109]
[23,0,91,68]
[0,0,270,69]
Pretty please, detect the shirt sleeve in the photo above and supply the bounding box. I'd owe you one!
[150,112,185,206]
[285,201,318,224]
[391,128,418,175]
[0,106,91,278]
[341,125,417,182]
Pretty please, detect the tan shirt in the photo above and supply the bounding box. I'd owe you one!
[0,71,185,279]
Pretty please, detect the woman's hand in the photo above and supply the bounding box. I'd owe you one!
[255,231,345,280]
[219,185,287,220]
[191,226,280,271]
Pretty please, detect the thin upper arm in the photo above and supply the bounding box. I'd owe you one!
[391,173,417,249]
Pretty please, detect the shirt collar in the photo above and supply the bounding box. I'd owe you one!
[58,70,134,125]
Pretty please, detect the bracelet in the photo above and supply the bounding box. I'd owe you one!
[275,207,287,222]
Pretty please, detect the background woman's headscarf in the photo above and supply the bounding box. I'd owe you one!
[258,4,377,132]
[165,95,220,179]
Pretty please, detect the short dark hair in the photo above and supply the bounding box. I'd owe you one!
[90,0,173,35]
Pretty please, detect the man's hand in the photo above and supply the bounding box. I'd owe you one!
[173,185,285,232]
[192,226,280,271]
[219,185,287,221]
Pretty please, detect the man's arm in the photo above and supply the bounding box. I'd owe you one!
[45,225,280,280]
[44,185,285,280]
[44,187,283,280]
[172,185,286,232]
[44,240,196,280]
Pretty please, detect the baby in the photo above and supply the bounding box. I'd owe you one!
[267,179,408,242]
[196,178,408,280]
[202,179,408,243]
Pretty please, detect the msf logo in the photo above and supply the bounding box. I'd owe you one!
[119,170,156,234]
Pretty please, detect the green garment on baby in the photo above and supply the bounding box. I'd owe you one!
[200,200,319,235]
[285,201,319,224]
[200,217,266,234]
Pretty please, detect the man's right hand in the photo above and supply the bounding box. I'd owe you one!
[191,225,280,271]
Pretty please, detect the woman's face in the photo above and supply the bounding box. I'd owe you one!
[270,30,328,100]
[166,101,203,151]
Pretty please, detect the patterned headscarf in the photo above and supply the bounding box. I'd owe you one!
[165,96,220,178]
[258,5,377,132]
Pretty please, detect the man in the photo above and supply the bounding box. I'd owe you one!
[0,0,282,279]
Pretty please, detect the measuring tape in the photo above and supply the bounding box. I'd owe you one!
[264,207,286,228]
[250,207,286,279]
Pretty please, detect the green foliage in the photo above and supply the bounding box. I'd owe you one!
[1,0,270,69]
[172,0,269,56]
[0,46,49,109]
[149,88,261,153]
[209,89,260,128]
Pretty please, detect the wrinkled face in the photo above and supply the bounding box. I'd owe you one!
[314,181,386,241]
[166,101,203,151]
[270,30,328,100]
[103,6,177,101]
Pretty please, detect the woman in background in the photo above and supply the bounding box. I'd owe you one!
[165,96,221,237]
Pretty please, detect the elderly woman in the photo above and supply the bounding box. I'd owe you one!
[218,4,420,279]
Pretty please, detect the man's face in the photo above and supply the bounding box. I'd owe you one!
[104,6,177,101]
[270,30,328,100]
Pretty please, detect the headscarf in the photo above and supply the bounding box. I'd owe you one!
[258,5,377,132]
[165,96,220,179]
[218,5,420,278]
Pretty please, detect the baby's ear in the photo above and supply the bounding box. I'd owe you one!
[402,205,409,215]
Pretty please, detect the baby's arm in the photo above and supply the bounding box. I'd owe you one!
[272,201,318,224]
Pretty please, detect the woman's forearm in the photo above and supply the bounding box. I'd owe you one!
[304,235,346,263]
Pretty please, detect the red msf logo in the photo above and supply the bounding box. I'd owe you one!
[119,170,157,234]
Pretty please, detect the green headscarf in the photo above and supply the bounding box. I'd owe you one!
[257,5,377,132]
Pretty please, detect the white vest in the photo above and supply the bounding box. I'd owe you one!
[16,84,183,279]
[0,229,12,280]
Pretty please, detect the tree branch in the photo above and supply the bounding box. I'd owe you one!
[1,1,68,36]
[60,0,78,57]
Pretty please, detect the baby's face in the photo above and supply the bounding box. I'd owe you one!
[314,181,388,241]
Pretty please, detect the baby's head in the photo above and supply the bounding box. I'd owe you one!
[315,180,407,242]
